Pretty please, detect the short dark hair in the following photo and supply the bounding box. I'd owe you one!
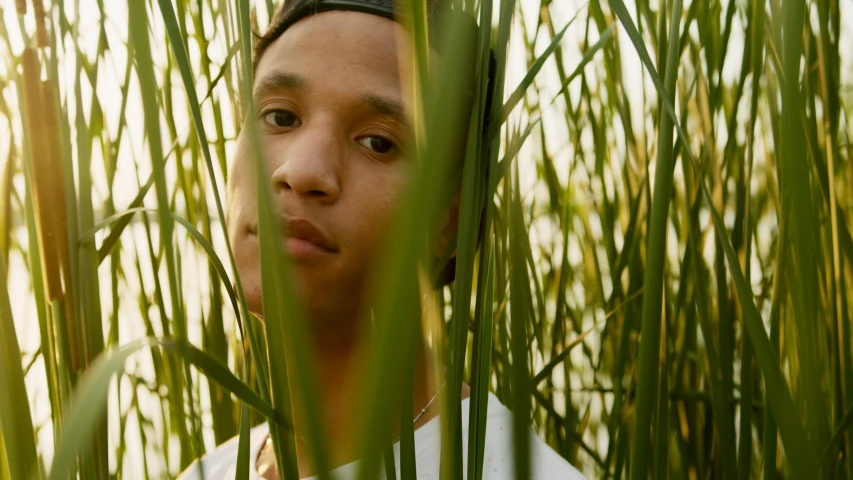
[254,0,450,72]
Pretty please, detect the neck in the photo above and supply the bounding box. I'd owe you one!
[286,315,439,477]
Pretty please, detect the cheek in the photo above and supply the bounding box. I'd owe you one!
[226,145,256,228]
[348,168,408,255]
[237,243,264,314]
[226,141,264,313]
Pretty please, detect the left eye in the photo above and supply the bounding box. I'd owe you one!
[263,110,301,128]
[358,136,395,154]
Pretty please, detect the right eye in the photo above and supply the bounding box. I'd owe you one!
[262,110,301,128]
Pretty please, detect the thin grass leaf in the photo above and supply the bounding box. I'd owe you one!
[158,340,276,420]
[628,0,682,477]
[491,4,586,131]
[0,254,39,480]
[47,336,276,480]
[508,163,531,480]
[467,244,495,480]
[234,1,332,478]
[821,395,853,468]
[235,402,251,480]
[48,340,147,480]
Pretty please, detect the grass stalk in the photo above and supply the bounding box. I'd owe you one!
[0,253,39,480]
[628,0,682,477]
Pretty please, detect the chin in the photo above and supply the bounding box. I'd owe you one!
[242,279,265,318]
[239,274,331,323]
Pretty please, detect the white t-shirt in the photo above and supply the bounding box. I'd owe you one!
[179,393,586,479]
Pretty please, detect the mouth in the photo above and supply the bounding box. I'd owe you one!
[248,216,338,259]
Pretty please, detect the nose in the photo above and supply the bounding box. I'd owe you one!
[270,125,341,205]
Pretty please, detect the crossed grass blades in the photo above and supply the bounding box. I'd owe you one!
[1,0,852,478]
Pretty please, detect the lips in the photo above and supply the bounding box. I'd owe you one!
[280,216,337,253]
[247,215,338,260]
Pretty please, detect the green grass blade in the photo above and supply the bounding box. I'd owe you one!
[441,12,494,480]
[47,336,276,480]
[127,2,197,466]
[235,402,251,480]
[776,0,832,467]
[399,345,416,480]
[48,340,146,480]
[548,23,617,105]
[233,1,332,478]
[82,207,244,351]
[508,165,531,480]
[158,340,276,420]
[467,244,495,480]
[628,0,682,477]
[491,5,585,131]
[155,0,236,280]
[0,255,39,480]
[821,401,853,468]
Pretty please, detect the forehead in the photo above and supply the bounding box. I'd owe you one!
[254,11,412,92]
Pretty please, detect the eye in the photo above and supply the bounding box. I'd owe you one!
[358,135,396,155]
[262,110,301,128]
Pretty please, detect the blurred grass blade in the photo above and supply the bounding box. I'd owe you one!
[158,340,275,420]
[821,401,853,468]
[467,244,495,480]
[531,319,604,386]
[776,0,831,466]
[234,0,332,477]
[0,254,39,480]
[508,164,531,480]
[48,340,146,480]
[126,2,199,466]
[233,0,298,475]
[628,0,682,478]
[48,337,277,480]
[441,10,497,480]
[235,403,251,480]
[155,0,236,272]
[549,23,616,103]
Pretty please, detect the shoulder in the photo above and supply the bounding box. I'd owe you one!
[480,393,587,480]
[177,423,269,480]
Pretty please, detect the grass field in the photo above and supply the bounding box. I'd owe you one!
[1,0,852,478]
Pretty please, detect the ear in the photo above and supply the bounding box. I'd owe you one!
[434,190,461,259]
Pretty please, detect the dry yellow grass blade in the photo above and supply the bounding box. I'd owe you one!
[30,0,48,48]
[20,48,77,371]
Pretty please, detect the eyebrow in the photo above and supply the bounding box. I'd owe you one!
[362,94,411,130]
[253,71,309,99]
[253,73,410,129]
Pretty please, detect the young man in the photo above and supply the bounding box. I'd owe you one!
[181,0,586,478]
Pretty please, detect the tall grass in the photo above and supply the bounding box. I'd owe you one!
[1,0,852,478]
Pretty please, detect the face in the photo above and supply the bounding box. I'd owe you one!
[227,11,418,326]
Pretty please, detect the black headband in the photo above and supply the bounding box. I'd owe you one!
[309,0,396,20]
[265,0,464,51]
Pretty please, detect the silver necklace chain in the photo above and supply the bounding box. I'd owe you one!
[392,380,446,445]
[262,381,447,455]
[257,380,448,477]
[412,380,446,425]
